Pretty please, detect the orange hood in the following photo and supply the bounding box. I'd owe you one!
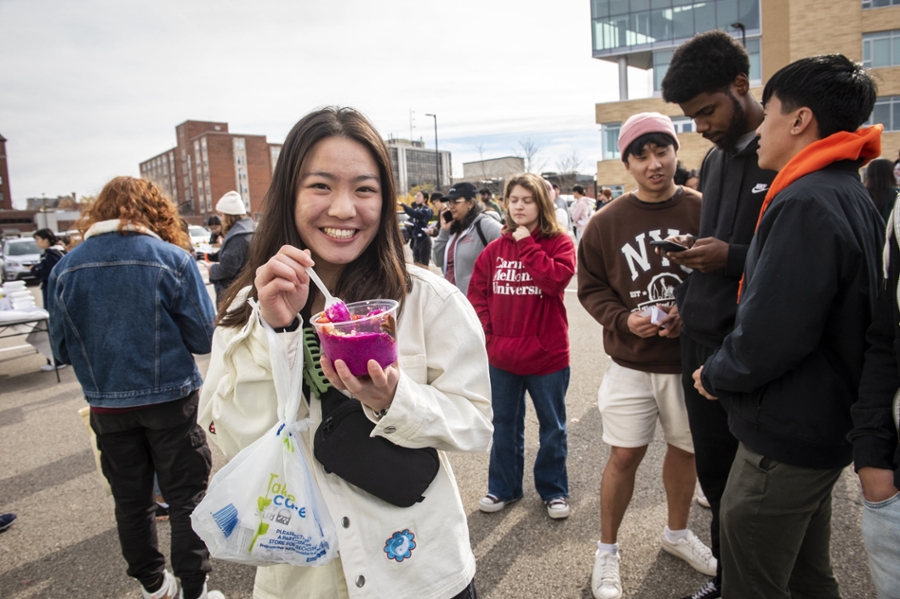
[737,125,883,302]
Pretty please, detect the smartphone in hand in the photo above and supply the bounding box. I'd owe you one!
[442,210,453,223]
[650,239,687,252]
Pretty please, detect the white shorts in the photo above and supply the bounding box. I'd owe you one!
[597,361,694,452]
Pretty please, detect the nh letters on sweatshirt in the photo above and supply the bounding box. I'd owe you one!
[578,189,702,374]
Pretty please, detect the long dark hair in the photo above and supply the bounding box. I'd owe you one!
[217,107,411,328]
[33,228,59,245]
[865,158,897,215]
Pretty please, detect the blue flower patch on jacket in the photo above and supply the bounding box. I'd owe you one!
[384,529,416,562]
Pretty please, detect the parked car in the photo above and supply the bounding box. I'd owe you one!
[188,225,210,249]
[1,238,41,282]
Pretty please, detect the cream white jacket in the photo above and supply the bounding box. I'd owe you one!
[198,267,493,599]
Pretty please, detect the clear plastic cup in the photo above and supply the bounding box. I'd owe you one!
[312,299,399,376]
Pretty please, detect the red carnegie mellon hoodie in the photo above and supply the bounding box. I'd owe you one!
[467,228,576,377]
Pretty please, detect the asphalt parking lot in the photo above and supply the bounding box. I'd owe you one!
[0,277,877,598]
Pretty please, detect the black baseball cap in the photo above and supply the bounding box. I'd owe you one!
[444,182,478,201]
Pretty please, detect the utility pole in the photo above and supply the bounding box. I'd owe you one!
[425,114,439,191]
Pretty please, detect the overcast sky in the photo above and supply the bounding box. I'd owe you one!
[1,0,654,207]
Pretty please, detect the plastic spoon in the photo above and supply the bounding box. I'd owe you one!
[306,266,351,322]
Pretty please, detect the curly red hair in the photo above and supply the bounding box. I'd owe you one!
[76,177,190,249]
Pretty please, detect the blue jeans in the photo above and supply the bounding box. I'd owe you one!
[488,365,569,502]
[862,490,900,599]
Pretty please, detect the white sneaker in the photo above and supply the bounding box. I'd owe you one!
[39,363,66,372]
[591,549,622,599]
[545,497,570,519]
[661,529,717,576]
[142,571,178,599]
[478,494,518,513]
[695,482,710,508]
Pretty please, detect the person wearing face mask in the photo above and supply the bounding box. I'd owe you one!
[432,182,502,295]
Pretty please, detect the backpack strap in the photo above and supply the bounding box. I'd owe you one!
[473,217,489,248]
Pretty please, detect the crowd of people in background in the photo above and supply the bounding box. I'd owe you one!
[9,28,900,599]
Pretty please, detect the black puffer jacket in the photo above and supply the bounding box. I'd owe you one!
[702,162,885,470]
[851,208,900,489]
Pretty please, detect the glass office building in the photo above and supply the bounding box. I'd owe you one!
[592,0,760,55]
[591,0,761,93]
[592,0,900,201]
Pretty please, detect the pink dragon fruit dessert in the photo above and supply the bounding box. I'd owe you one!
[313,299,399,376]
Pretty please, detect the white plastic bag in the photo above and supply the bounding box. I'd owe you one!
[191,305,339,567]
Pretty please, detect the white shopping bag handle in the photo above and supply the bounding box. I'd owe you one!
[250,299,305,425]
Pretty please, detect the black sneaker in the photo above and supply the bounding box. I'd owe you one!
[155,504,169,522]
[681,578,720,599]
[0,513,16,532]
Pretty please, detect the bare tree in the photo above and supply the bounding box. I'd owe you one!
[474,144,504,196]
[555,148,583,194]
[515,138,547,174]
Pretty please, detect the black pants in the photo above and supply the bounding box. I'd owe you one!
[680,335,739,581]
[411,234,432,266]
[451,579,478,599]
[91,392,212,598]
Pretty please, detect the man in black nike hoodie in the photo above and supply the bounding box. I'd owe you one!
[692,55,884,599]
[660,31,776,599]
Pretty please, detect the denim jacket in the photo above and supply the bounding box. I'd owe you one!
[48,220,215,407]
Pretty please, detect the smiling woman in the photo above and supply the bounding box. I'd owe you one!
[215,108,409,326]
[199,107,493,599]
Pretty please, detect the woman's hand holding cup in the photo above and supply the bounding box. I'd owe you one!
[320,356,399,413]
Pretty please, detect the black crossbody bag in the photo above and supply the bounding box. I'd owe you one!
[302,328,440,508]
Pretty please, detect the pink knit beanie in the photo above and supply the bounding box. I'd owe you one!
[617,112,680,156]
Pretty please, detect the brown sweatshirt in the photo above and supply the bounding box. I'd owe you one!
[577,188,701,373]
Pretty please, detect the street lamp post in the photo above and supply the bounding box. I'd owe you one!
[731,22,746,48]
[425,113,439,192]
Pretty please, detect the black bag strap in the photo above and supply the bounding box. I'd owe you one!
[473,217,488,248]
[302,325,440,507]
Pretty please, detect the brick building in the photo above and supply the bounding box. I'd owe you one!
[0,133,12,210]
[591,0,900,194]
[140,120,282,223]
